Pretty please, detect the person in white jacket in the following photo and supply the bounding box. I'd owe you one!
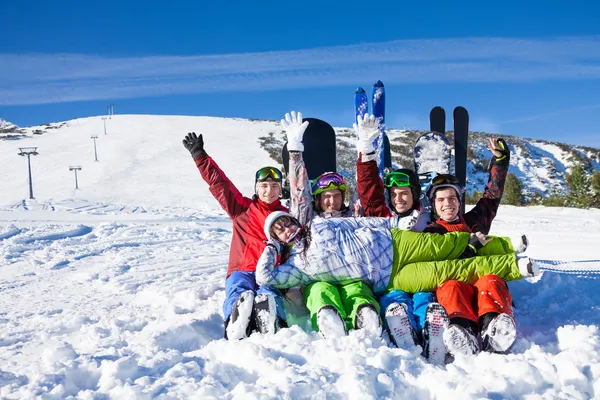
[281,111,382,339]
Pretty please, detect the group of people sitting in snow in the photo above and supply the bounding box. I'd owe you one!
[182,110,538,364]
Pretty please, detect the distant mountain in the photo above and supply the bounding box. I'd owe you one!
[2,115,599,201]
[260,125,600,199]
[0,118,21,134]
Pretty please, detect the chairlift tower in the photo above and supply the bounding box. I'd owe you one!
[69,166,82,189]
[91,135,99,162]
[17,147,39,199]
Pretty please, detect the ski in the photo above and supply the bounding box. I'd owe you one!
[453,106,469,213]
[372,80,391,177]
[429,106,446,134]
[354,87,368,124]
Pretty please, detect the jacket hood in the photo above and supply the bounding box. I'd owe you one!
[263,211,295,240]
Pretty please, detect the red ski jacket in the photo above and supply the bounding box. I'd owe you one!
[356,157,393,218]
[195,155,287,277]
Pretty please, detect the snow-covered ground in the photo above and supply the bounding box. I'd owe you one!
[1,115,600,399]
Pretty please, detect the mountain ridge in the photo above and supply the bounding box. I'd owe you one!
[2,114,599,200]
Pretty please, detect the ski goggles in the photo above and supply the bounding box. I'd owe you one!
[256,167,283,182]
[311,172,347,196]
[383,171,412,188]
[431,174,460,186]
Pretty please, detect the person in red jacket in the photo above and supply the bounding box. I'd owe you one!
[354,115,447,363]
[182,132,288,340]
[423,138,527,357]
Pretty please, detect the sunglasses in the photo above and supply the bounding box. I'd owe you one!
[311,172,347,196]
[431,174,460,186]
[256,167,283,182]
[384,172,412,188]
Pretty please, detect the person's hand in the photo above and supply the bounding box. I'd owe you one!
[488,138,509,161]
[281,111,309,152]
[182,132,207,160]
[353,202,361,217]
[354,114,382,155]
[472,231,494,247]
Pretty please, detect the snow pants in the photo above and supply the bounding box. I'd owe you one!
[223,271,287,322]
[302,281,380,331]
[379,290,435,333]
[436,274,513,323]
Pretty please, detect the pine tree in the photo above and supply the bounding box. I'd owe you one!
[565,164,592,208]
[503,173,524,206]
[465,190,483,204]
[591,170,600,208]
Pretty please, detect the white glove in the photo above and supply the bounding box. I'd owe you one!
[280,111,309,152]
[354,114,382,156]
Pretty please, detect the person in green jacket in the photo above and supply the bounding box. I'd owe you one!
[258,212,536,296]
[281,111,382,339]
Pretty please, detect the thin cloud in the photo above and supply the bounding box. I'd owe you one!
[502,104,600,124]
[2,36,600,105]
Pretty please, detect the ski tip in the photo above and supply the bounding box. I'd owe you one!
[373,80,384,87]
[355,87,366,94]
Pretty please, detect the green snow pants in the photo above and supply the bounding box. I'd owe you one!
[302,280,380,332]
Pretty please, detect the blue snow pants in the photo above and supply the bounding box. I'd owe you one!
[379,290,435,333]
[223,271,286,321]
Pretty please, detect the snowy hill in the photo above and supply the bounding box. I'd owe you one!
[2,115,599,206]
[1,114,600,398]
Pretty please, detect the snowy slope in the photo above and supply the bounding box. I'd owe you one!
[1,115,600,399]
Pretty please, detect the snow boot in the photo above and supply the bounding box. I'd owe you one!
[316,305,347,339]
[355,303,383,336]
[253,293,280,335]
[225,290,255,340]
[443,318,480,357]
[480,312,517,353]
[422,303,450,365]
[518,256,540,277]
[384,302,417,349]
[509,234,528,254]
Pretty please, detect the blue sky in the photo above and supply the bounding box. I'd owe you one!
[2,0,600,147]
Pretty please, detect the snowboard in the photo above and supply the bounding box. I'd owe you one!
[414,107,452,209]
[281,117,337,199]
[453,106,469,213]
[429,106,446,135]
[414,131,452,191]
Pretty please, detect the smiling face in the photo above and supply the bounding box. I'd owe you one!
[434,187,460,221]
[270,216,301,243]
[255,180,281,204]
[390,187,414,214]
[317,189,344,213]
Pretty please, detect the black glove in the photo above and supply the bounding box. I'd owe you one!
[468,233,485,251]
[493,138,510,165]
[182,132,207,160]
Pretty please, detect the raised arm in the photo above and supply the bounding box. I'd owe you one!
[183,132,252,219]
[465,138,510,234]
[355,114,390,217]
[281,111,314,226]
